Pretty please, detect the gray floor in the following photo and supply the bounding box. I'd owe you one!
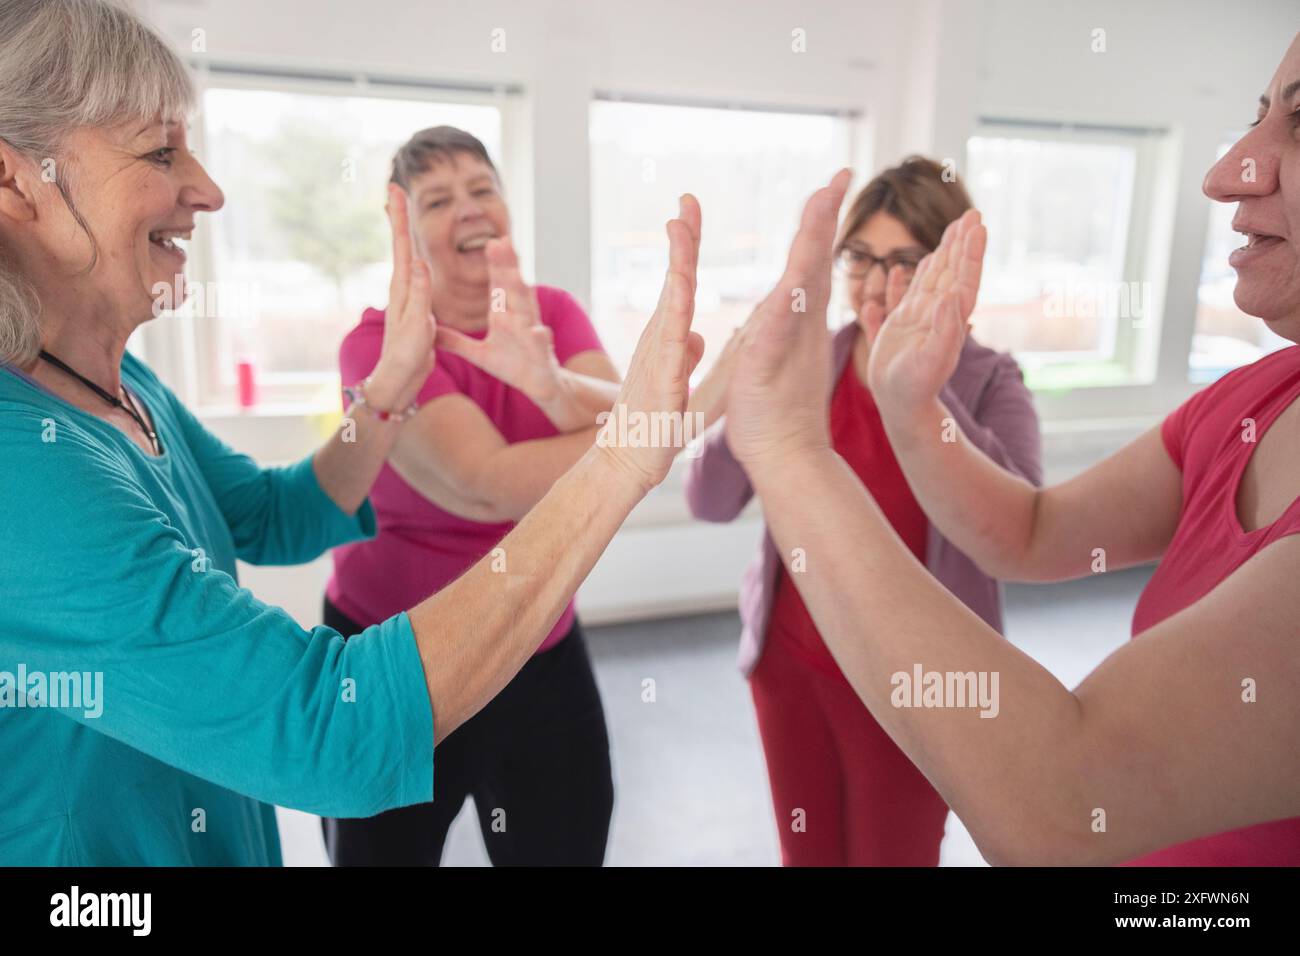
[277,564,1152,866]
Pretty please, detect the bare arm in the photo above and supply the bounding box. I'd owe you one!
[389,394,599,523]
[412,194,706,742]
[727,179,1300,865]
[312,184,439,516]
[409,446,641,742]
[752,449,1300,864]
[861,205,1179,582]
[435,241,625,433]
[546,349,622,428]
[884,402,1182,582]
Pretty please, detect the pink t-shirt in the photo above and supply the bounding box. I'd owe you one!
[1126,345,1300,865]
[327,285,605,654]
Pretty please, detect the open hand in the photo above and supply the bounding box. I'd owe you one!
[367,184,438,413]
[596,195,706,491]
[725,169,852,471]
[435,237,566,404]
[863,208,987,424]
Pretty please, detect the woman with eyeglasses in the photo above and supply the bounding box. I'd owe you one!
[684,156,1042,866]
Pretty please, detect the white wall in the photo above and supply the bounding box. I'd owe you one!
[142,0,1298,625]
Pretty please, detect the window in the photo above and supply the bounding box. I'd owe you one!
[180,74,503,411]
[1188,137,1290,384]
[589,98,856,379]
[965,122,1165,391]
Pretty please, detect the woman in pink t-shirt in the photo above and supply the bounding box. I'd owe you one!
[321,127,727,866]
[715,32,1300,865]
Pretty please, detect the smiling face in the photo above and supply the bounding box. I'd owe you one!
[406,153,510,292]
[15,118,223,325]
[1203,33,1300,337]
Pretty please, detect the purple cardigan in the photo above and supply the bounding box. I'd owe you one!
[685,322,1043,676]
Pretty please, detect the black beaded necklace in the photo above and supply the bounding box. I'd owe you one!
[38,350,163,455]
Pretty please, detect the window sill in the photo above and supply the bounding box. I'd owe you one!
[195,401,339,422]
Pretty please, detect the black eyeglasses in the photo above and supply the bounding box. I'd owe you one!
[835,245,927,279]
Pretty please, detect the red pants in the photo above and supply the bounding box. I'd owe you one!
[750,631,950,866]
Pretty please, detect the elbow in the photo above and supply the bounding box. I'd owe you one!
[280,762,404,820]
[685,492,732,524]
[460,473,521,524]
[967,810,1099,867]
[683,464,747,523]
[685,489,743,524]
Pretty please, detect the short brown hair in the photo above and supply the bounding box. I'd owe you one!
[836,155,973,255]
[390,125,498,192]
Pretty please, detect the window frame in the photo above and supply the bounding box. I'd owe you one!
[586,91,865,380]
[965,117,1170,388]
[140,62,525,417]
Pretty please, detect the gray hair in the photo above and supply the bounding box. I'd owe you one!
[390,125,499,193]
[0,0,195,365]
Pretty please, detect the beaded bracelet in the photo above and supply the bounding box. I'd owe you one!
[342,377,420,423]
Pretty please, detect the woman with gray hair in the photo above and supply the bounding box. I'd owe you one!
[0,0,706,865]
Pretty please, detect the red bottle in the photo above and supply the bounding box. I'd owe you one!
[236,358,258,409]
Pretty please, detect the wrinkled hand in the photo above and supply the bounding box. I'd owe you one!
[597,195,706,492]
[367,184,437,413]
[725,169,852,471]
[435,237,566,403]
[863,209,986,423]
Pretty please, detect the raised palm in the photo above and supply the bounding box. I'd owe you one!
[864,209,987,421]
[435,238,563,401]
[725,170,851,468]
[369,184,437,412]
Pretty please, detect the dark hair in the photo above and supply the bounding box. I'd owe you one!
[389,125,498,192]
[836,155,973,254]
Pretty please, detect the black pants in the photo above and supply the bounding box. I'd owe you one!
[320,598,614,866]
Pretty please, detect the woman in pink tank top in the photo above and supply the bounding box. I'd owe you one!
[320,127,729,866]
[716,33,1300,865]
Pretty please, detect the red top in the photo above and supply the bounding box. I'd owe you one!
[327,286,605,653]
[1127,345,1300,865]
[767,359,929,681]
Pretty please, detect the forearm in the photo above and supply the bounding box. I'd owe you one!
[883,397,1044,580]
[532,370,621,432]
[408,447,642,742]
[466,427,601,520]
[751,449,1089,863]
[311,404,405,516]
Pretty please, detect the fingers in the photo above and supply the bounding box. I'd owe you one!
[434,325,483,362]
[657,217,699,343]
[783,168,852,284]
[485,236,537,324]
[916,213,963,295]
[956,214,987,318]
[667,195,701,298]
[860,299,887,351]
[678,193,702,250]
[387,184,413,318]
[919,290,965,368]
[884,262,908,315]
[684,330,706,380]
[405,259,432,325]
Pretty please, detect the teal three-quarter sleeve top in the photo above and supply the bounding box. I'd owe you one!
[0,353,434,865]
